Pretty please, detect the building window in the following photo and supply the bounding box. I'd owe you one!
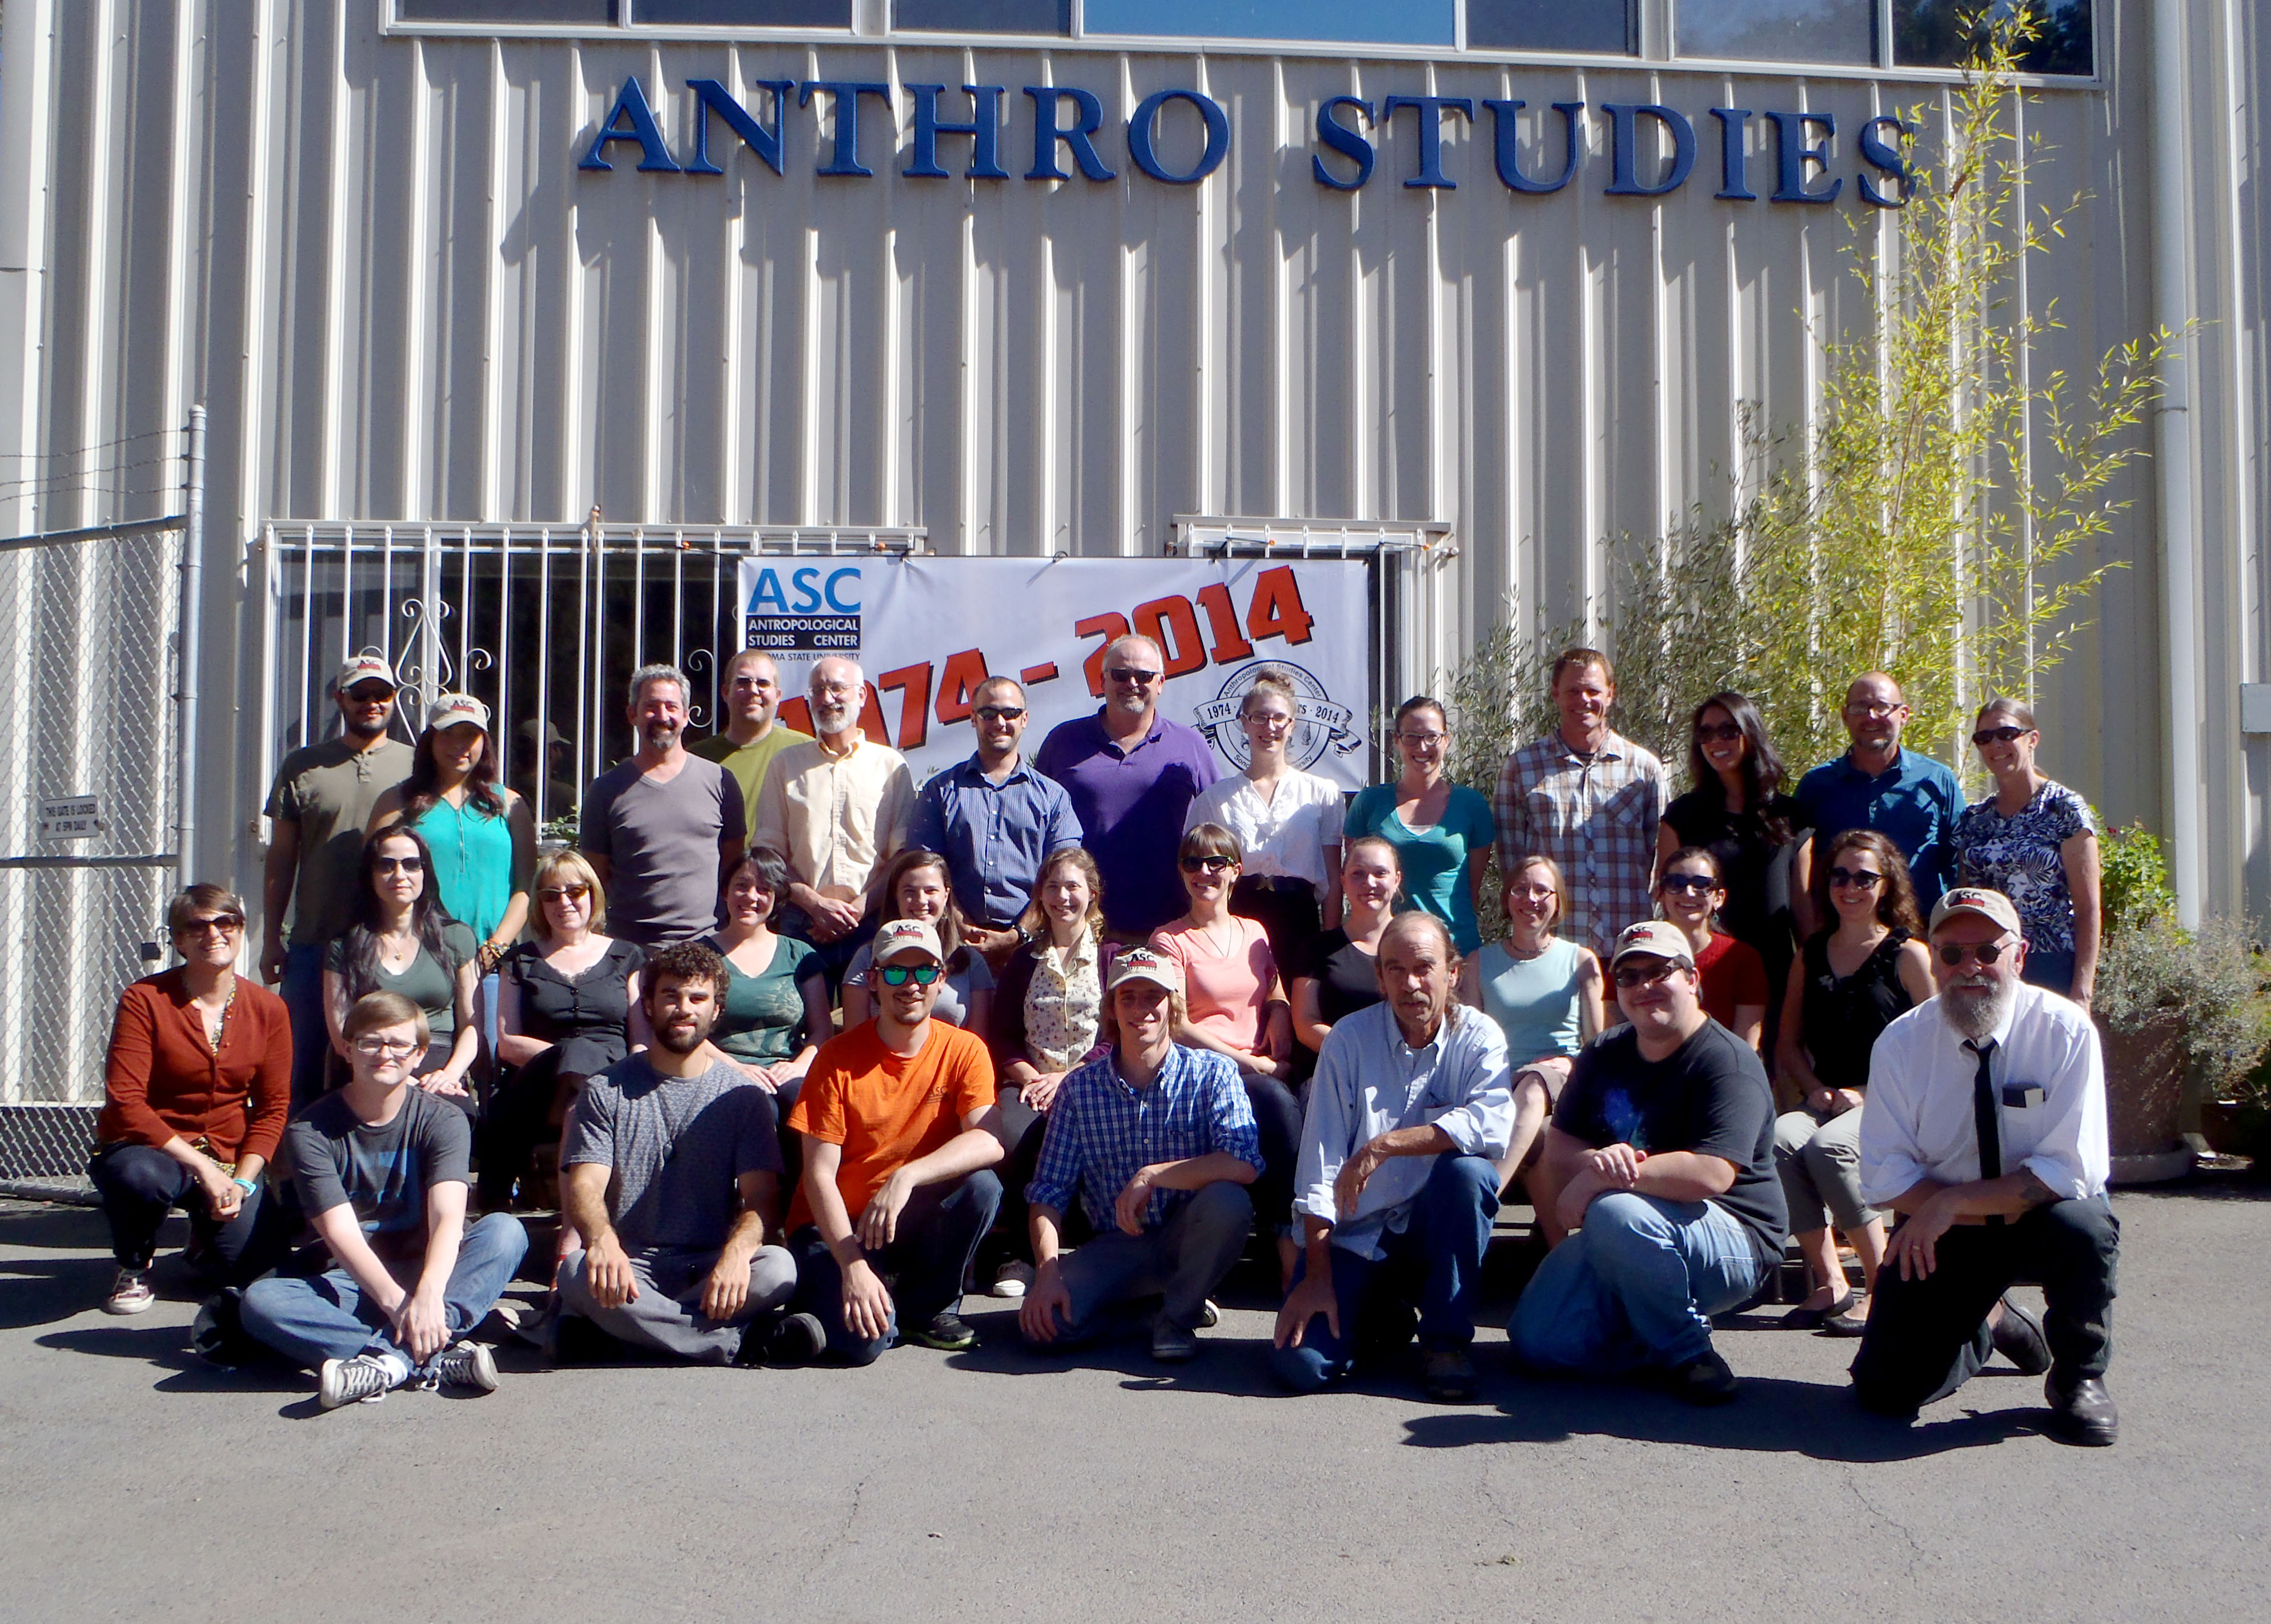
[396,1,619,20]
[631,0,852,21]
[1893,1,2093,75]
[1081,0,1457,49]
[894,0,1069,30]
[1674,0,1876,66]
[1466,0,1633,54]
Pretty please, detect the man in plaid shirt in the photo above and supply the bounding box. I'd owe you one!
[1018,947,1261,1362]
[1494,648,1671,957]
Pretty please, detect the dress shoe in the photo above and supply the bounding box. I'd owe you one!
[2044,1376,2118,1447]
[1990,1297,2052,1374]
[1665,1347,1740,1405]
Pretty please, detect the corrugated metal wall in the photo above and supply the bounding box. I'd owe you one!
[1,0,2262,923]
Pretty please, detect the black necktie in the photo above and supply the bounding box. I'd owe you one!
[1967,1036,2004,1224]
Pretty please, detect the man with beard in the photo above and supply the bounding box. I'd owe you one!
[1793,672,1965,933]
[1851,886,2119,1445]
[260,654,414,1106]
[580,665,747,947]
[751,656,916,988]
[555,942,801,1365]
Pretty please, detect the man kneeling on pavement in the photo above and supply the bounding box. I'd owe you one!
[1508,920,1788,1405]
[1849,886,2120,1446]
[556,942,801,1365]
[1018,946,1259,1361]
[1274,913,1513,1403]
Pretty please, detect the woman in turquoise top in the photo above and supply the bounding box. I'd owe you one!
[1342,696,1497,953]
[1457,854,1605,1233]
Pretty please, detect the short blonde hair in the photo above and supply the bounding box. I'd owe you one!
[536,849,607,932]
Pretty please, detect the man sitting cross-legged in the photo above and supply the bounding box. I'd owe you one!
[785,919,1005,1363]
[555,941,800,1365]
[1018,947,1259,1362]
[241,992,528,1408]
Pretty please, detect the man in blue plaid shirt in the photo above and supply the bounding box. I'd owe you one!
[1018,947,1261,1362]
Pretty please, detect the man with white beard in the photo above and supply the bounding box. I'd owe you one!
[1850,887,2120,1445]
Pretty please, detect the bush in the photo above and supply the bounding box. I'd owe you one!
[2093,915,2271,1106]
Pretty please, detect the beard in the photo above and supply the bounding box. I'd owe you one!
[1940,978,2015,1042]
[653,1016,709,1056]
[642,719,681,752]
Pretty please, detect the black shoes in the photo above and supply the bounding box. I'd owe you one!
[1421,1349,1479,1404]
[751,1311,826,1366]
[1665,1347,1740,1405]
[903,1311,978,1352]
[2044,1376,2119,1447]
[1989,1297,2053,1375]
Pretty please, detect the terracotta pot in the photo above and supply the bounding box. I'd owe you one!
[2097,1011,2196,1183]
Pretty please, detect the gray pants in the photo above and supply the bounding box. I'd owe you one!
[1029,1180,1253,1344]
[1774,1108,1881,1236]
[559,1243,797,1365]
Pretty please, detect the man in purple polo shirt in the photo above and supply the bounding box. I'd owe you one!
[1034,634,1219,939]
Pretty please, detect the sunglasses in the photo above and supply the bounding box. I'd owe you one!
[538,883,591,903]
[1612,960,1683,990]
[1105,666,1161,686]
[1658,874,1718,896]
[352,1035,419,1058]
[1937,939,2015,967]
[877,963,944,986]
[1972,725,2032,747]
[1694,722,1744,743]
[1828,867,1884,889]
[1179,854,1235,874]
[178,915,244,937]
[375,856,424,874]
[973,705,1026,722]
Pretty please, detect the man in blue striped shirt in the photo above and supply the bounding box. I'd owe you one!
[1019,947,1261,1362]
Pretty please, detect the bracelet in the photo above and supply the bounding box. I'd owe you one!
[231,1176,257,1194]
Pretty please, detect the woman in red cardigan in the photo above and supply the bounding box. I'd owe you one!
[91,885,293,1315]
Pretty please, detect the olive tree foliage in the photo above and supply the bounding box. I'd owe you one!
[1441,14,2179,800]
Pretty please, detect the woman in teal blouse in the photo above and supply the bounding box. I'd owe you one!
[1342,696,1497,953]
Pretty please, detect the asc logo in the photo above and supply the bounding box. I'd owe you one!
[1192,660,1363,773]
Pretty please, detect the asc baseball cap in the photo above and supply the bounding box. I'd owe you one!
[1608,920,1697,970]
[335,653,397,692]
[872,918,945,964]
[1105,946,1183,995]
[425,693,491,732]
[1928,886,2024,938]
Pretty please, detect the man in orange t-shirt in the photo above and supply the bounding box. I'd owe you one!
[784,918,1004,1363]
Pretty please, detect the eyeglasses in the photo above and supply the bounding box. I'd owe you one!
[1694,722,1744,744]
[1397,731,1446,747]
[1179,854,1235,874]
[1972,725,2032,747]
[1828,867,1884,889]
[877,963,944,986]
[728,676,775,693]
[1246,714,1295,731]
[973,705,1026,722]
[1845,700,1904,719]
[812,680,857,697]
[375,856,425,874]
[352,1035,419,1058]
[1104,666,1161,686]
[1658,874,1718,896]
[1937,939,2015,967]
[178,916,243,938]
[1612,960,1683,990]
[538,883,591,904]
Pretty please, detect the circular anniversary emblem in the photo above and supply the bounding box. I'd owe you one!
[1192,659,1365,773]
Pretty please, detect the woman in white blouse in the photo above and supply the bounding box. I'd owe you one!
[1182,666,1345,976]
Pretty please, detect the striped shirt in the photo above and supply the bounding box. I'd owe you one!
[1494,729,1670,958]
[1024,1043,1261,1234]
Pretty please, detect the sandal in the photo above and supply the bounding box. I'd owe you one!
[1779,1290,1857,1330]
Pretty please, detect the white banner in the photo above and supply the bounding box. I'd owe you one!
[735,555,1373,787]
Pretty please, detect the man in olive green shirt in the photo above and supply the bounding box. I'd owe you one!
[692,650,812,824]
[261,653,415,1107]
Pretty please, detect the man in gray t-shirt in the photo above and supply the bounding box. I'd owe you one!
[580,664,747,947]
[556,942,796,1365]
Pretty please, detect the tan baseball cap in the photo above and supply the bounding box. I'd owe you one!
[872,918,944,964]
[336,653,397,692]
[426,693,491,732]
[1105,945,1183,995]
[1928,886,2024,938]
[1609,919,1697,970]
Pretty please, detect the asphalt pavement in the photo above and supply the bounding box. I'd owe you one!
[2,1180,2266,1624]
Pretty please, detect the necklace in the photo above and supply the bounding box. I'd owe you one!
[196,978,237,1057]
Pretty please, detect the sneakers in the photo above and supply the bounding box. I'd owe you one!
[902,1311,978,1352]
[427,1339,500,1396]
[1422,1348,1480,1404]
[1150,1313,1199,1362]
[1197,1298,1220,1330]
[1664,1346,1740,1406]
[992,1260,1035,1300]
[319,1353,401,1409]
[103,1268,155,1316]
[763,1311,828,1366]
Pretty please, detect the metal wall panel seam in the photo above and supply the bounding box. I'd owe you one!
[161,0,196,480]
[1650,69,1672,618]
[1576,67,1599,641]
[2220,0,2260,694]
[961,188,978,554]
[404,35,439,522]
[482,39,508,521]
[1192,53,1214,529]
[643,42,668,524]
[319,7,351,520]
[720,49,749,528]
[800,47,821,528]
[1271,58,1290,521]
[0,0,58,538]
[880,49,905,532]
[560,42,587,526]
[1424,57,1443,528]
[2013,87,2037,697]
[78,0,116,530]
[238,0,277,542]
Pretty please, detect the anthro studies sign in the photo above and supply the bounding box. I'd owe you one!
[582,75,1913,206]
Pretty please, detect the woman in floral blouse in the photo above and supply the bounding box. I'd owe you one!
[1953,696,2101,1006]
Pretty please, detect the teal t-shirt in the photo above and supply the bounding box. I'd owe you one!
[411,795,515,943]
[1343,783,1497,954]
[703,932,820,1064]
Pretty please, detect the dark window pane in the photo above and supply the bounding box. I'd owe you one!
[398,1,617,20]
[1676,0,1875,66]
[632,0,851,22]
[1467,0,1632,54]
[1894,1,2093,76]
[1083,1,1455,47]
[895,0,1070,31]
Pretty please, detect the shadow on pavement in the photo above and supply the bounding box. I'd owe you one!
[0,1255,118,1328]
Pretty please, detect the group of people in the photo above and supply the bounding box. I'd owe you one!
[85,635,2118,1445]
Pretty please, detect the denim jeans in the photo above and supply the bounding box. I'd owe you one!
[280,943,332,1110]
[1028,1180,1253,1345]
[1509,1191,1769,1372]
[86,1141,293,1280]
[788,1169,1002,1365]
[1271,1154,1499,1393]
[239,1212,529,1374]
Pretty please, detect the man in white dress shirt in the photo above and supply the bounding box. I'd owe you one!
[1851,886,2120,1445]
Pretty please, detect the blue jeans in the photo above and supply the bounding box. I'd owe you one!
[788,1170,1001,1365]
[1510,1191,1769,1372]
[239,1213,528,1374]
[1028,1180,1254,1345]
[1271,1154,1499,1393]
[280,944,331,1110]
[86,1141,292,1280]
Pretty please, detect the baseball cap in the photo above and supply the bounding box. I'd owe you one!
[426,693,491,733]
[1105,946,1183,995]
[1608,920,1696,970]
[1928,886,2024,938]
[872,918,944,964]
[336,654,397,693]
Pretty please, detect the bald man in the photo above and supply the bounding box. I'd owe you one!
[1793,673,1965,934]
[1033,634,1219,938]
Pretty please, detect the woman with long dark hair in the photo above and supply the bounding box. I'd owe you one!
[839,847,996,1038]
[323,825,479,1110]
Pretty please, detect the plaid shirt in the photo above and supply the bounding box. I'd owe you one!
[1494,729,1671,958]
[1024,1043,1260,1233]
